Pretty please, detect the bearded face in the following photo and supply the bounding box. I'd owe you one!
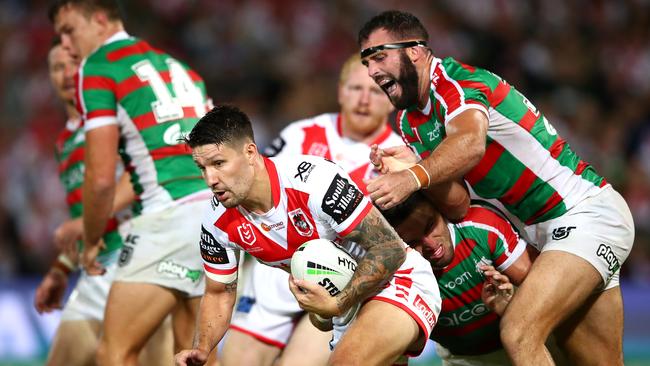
[375,50,420,110]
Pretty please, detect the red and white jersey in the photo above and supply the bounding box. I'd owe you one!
[199,155,377,283]
[264,113,403,194]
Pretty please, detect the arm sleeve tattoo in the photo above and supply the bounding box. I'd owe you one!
[337,207,406,313]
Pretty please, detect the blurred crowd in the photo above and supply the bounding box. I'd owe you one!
[1,0,649,283]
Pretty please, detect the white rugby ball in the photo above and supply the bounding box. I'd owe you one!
[291,239,357,296]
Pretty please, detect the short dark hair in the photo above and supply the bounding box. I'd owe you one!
[358,10,429,45]
[48,0,122,23]
[378,192,425,228]
[185,105,255,149]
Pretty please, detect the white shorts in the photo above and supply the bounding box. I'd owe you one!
[230,260,302,348]
[60,262,116,321]
[529,186,634,290]
[115,200,207,297]
[331,248,441,356]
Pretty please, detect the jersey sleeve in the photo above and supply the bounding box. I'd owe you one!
[308,159,373,237]
[199,200,239,283]
[263,123,304,158]
[77,60,119,131]
[437,60,490,125]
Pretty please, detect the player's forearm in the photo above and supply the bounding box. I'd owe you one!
[82,177,115,246]
[193,282,237,353]
[421,110,487,185]
[422,133,484,185]
[112,172,136,213]
[338,208,406,313]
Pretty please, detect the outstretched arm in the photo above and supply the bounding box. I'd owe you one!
[175,277,238,366]
[366,109,487,209]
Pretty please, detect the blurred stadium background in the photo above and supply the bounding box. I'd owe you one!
[0,0,648,364]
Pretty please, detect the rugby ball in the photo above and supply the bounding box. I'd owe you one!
[291,239,357,297]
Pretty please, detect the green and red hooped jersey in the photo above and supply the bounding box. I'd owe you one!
[55,118,124,264]
[75,32,211,216]
[431,204,526,355]
[398,57,607,225]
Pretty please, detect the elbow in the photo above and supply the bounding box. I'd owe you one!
[446,201,469,223]
[86,175,116,195]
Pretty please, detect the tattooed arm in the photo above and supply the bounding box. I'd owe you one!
[175,276,238,366]
[336,207,406,314]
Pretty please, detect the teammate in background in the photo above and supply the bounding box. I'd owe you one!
[34,37,173,366]
[221,53,401,366]
[175,105,441,366]
[381,193,533,365]
[359,10,634,365]
[49,1,213,364]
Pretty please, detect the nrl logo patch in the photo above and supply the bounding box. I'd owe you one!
[551,226,576,240]
[288,208,314,237]
[237,222,257,246]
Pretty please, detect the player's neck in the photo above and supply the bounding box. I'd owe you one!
[341,117,386,145]
[64,101,79,121]
[241,158,274,214]
[417,53,435,110]
[89,23,125,55]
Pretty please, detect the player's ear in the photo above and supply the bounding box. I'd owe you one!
[243,142,258,164]
[406,45,425,63]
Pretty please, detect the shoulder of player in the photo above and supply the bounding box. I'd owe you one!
[272,155,336,189]
[282,113,336,132]
[461,204,513,234]
[202,196,228,220]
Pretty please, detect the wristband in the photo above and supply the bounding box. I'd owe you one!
[407,164,431,189]
[52,254,75,276]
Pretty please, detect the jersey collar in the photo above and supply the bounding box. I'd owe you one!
[420,57,443,115]
[263,157,281,208]
[447,222,457,250]
[103,31,131,46]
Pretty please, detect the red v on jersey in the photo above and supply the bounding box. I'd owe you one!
[213,160,321,265]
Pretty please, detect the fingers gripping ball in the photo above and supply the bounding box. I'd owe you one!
[291,239,357,296]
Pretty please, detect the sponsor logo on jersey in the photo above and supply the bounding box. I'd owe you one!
[294,161,315,182]
[157,260,202,282]
[61,165,85,188]
[210,197,220,211]
[163,123,182,145]
[551,226,576,240]
[307,142,329,157]
[596,244,620,272]
[288,208,314,237]
[438,302,490,327]
[237,222,256,246]
[261,221,285,232]
[443,271,474,290]
[321,174,364,224]
[200,225,229,264]
[235,296,256,313]
[414,294,436,328]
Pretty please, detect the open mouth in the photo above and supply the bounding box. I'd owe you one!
[378,78,397,94]
[214,191,227,201]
